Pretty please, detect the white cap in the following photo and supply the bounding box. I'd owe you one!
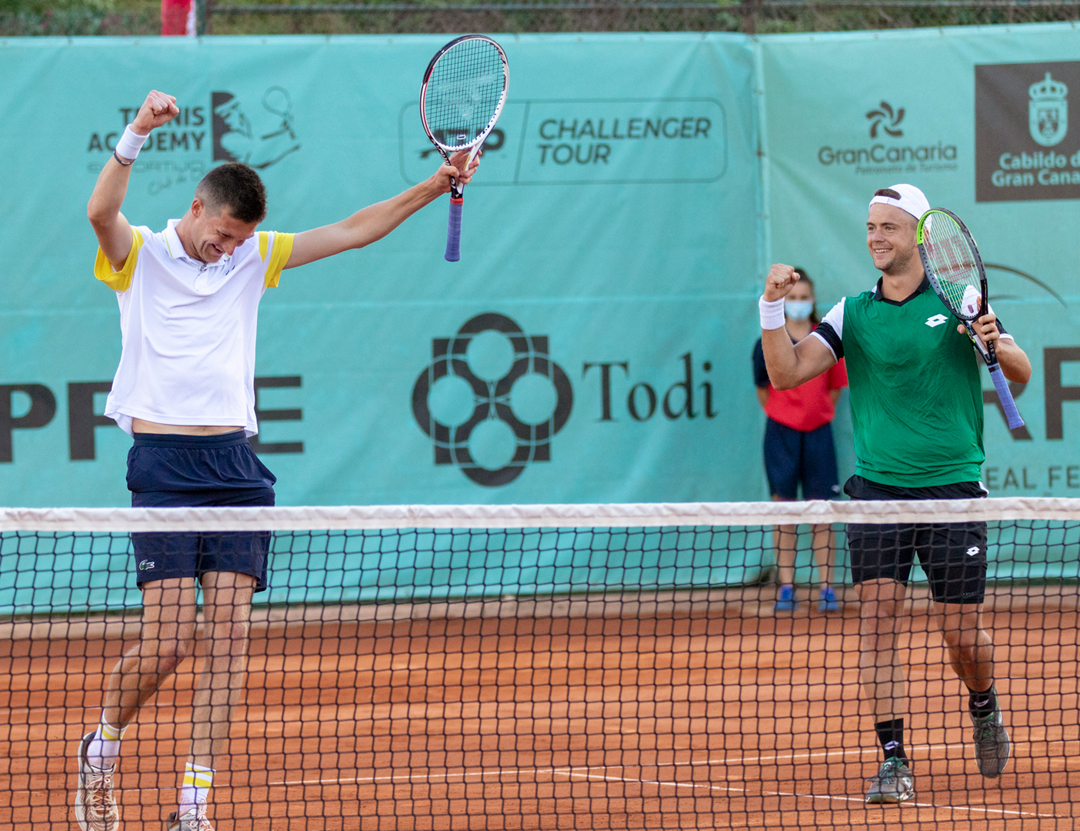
[868,184,930,220]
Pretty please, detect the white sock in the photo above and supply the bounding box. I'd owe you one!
[179,763,215,815]
[87,720,124,769]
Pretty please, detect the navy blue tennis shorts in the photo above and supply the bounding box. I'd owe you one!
[127,431,276,592]
[763,418,840,500]
[844,475,988,604]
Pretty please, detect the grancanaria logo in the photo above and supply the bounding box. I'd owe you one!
[866,101,905,138]
[818,100,956,170]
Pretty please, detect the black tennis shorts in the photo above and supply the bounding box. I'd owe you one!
[844,475,988,605]
[127,431,277,592]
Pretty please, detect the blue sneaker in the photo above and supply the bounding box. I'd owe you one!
[819,586,839,612]
[775,584,796,612]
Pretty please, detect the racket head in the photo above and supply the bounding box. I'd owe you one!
[420,35,509,156]
[916,208,987,323]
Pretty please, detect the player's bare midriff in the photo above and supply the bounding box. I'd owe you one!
[131,418,243,436]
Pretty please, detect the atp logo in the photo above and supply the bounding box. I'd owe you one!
[419,128,506,160]
[866,101,905,138]
[411,313,573,487]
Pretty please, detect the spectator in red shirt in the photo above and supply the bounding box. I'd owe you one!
[752,270,848,612]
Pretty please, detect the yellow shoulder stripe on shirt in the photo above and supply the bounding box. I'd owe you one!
[94,227,144,292]
[260,231,295,288]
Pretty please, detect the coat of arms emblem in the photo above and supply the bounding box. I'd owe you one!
[1030,72,1068,147]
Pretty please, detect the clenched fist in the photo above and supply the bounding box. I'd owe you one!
[130,90,180,136]
[764,263,802,302]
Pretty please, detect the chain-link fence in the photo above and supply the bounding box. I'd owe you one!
[208,0,1080,35]
[1,0,1078,36]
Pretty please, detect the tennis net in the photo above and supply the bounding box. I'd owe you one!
[0,499,1077,830]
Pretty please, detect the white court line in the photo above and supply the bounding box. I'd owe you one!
[686,741,1080,778]
[275,753,1056,820]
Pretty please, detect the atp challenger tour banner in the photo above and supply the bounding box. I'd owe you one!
[0,28,1079,612]
[0,34,758,514]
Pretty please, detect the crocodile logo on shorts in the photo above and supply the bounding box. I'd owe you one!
[138,560,156,571]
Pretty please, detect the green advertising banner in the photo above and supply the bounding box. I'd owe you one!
[761,23,1080,501]
[0,33,761,510]
[2,27,1079,613]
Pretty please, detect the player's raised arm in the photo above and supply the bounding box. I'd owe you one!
[87,90,179,270]
[284,150,478,270]
[760,263,837,389]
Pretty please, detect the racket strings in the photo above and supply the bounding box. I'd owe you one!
[922,217,981,317]
[424,41,505,150]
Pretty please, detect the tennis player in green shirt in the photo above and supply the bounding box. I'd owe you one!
[759,184,1031,804]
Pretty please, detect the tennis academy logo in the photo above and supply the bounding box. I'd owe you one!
[211,87,301,169]
[85,87,301,191]
[411,313,573,487]
[976,61,1080,202]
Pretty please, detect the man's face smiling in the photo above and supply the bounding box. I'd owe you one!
[866,203,918,276]
[191,201,258,264]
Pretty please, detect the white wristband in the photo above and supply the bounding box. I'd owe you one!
[759,296,786,330]
[114,125,149,162]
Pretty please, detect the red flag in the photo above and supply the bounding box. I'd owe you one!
[161,0,194,35]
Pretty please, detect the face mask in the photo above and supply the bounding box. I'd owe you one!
[785,300,813,321]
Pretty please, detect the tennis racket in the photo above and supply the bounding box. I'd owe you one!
[916,208,1024,429]
[420,34,509,262]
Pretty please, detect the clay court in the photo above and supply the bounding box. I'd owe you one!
[2,585,1076,831]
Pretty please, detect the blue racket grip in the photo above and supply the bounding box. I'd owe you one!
[444,196,463,262]
[988,363,1024,430]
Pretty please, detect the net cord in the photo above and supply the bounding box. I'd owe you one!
[1,497,1077,532]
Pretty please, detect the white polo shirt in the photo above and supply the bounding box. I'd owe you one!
[95,219,294,436]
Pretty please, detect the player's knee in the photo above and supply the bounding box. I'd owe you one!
[226,619,250,647]
[857,595,902,625]
[939,625,979,653]
[206,618,251,656]
[148,637,192,673]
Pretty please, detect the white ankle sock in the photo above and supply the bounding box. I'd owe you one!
[87,720,124,769]
[179,763,215,815]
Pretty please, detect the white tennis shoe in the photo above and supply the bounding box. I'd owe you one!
[75,731,120,831]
